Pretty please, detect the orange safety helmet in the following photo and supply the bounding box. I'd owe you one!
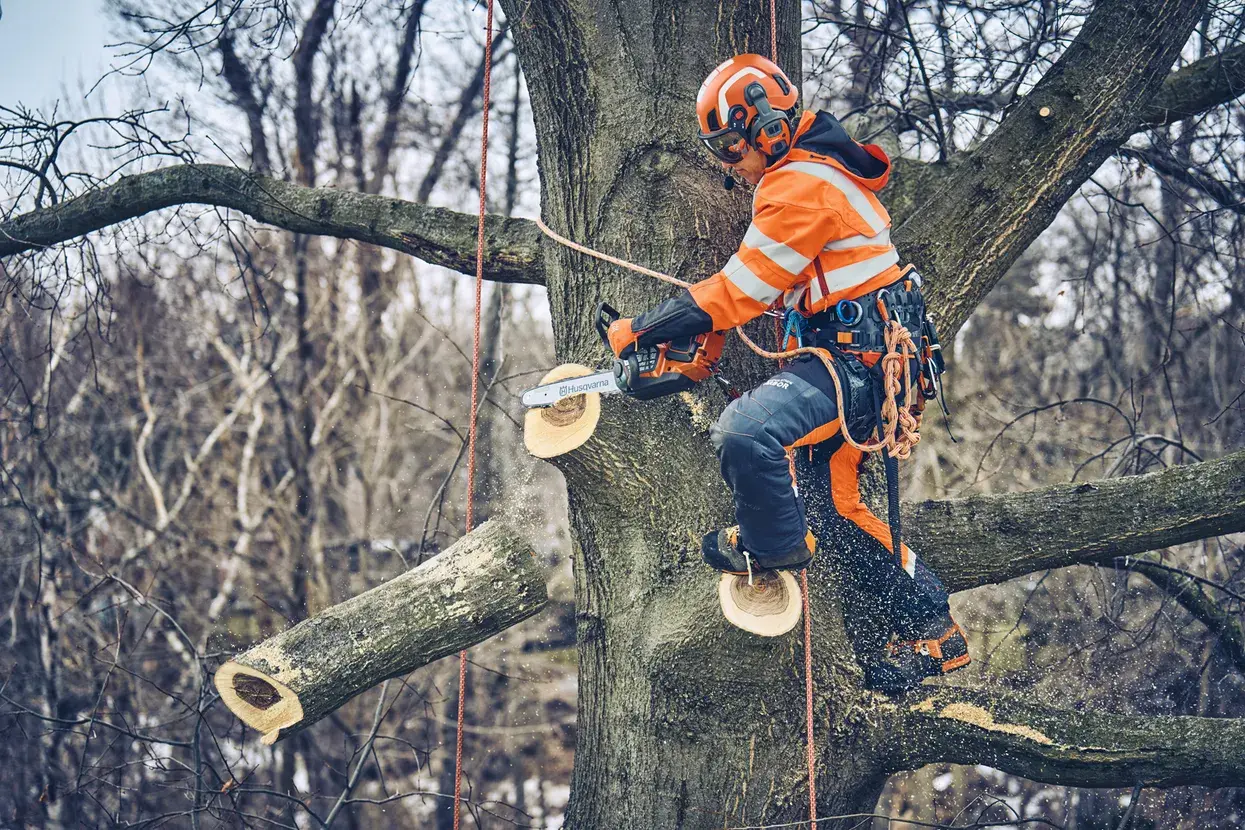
[696,54,799,164]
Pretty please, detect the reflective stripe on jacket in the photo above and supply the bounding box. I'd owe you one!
[632,110,901,347]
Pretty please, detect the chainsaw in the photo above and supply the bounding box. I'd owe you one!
[521,303,730,407]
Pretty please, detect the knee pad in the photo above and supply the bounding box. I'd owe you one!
[710,400,758,459]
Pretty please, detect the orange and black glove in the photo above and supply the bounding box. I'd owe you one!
[607,318,640,358]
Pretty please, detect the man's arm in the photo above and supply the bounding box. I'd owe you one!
[608,199,845,356]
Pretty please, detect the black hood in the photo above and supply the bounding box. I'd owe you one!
[792,111,888,181]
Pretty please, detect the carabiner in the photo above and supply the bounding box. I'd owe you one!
[782,309,808,348]
[835,299,863,326]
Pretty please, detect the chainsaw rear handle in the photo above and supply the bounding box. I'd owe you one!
[595,302,620,350]
[616,332,725,400]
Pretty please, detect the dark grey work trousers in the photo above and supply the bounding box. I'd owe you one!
[708,351,950,640]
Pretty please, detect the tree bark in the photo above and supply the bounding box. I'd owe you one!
[213,520,547,745]
[1139,42,1245,129]
[907,448,1245,592]
[886,686,1245,789]
[0,164,545,284]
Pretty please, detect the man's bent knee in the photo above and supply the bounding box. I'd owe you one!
[710,398,760,460]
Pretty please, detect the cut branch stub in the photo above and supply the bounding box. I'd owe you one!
[213,520,548,745]
[718,570,802,636]
[214,663,304,743]
[523,363,603,459]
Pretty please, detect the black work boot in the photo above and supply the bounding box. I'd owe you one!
[701,526,815,575]
[861,618,970,694]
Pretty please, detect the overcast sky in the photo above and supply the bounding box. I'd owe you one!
[0,0,111,110]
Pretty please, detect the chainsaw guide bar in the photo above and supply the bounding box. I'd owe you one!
[521,370,620,408]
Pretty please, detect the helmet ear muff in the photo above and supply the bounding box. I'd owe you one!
[743,82,792,159]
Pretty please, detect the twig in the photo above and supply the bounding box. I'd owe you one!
[1115,783,1144,830]
[322,680,392,828]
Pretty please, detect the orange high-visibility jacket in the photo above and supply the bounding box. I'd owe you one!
[632,110,901,345]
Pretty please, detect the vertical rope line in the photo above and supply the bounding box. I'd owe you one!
[769,0,778,61]
[766,0,779,335]
[769,1,817,824]
[466,0,493,543]
[801,570,817,828]
[455,2,494,827]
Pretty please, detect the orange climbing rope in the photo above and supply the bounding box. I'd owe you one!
[800,569,816,829]
[532,216,922,462]
[769,0,779,62]
[764,7,816,827]
[769,0,785,366]
[454,1,495,828]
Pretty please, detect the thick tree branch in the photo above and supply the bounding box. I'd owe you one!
[896,47,1245,141]
[214,520,548,745]
[1120,146,1244,216]
[1139,43,1245,130]
[0,163,546,284]
[905,449,1245,592]
[895,0,1207,336]
[885,686,1245,788]
[885,44,1245,228]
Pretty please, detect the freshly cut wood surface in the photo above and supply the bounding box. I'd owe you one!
[214,520,548,744]
[523,363,604,459]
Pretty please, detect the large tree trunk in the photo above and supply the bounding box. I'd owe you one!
[505,1,899,825]
[500,0,1215,826]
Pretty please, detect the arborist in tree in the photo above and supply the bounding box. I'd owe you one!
[605,54,970,692]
